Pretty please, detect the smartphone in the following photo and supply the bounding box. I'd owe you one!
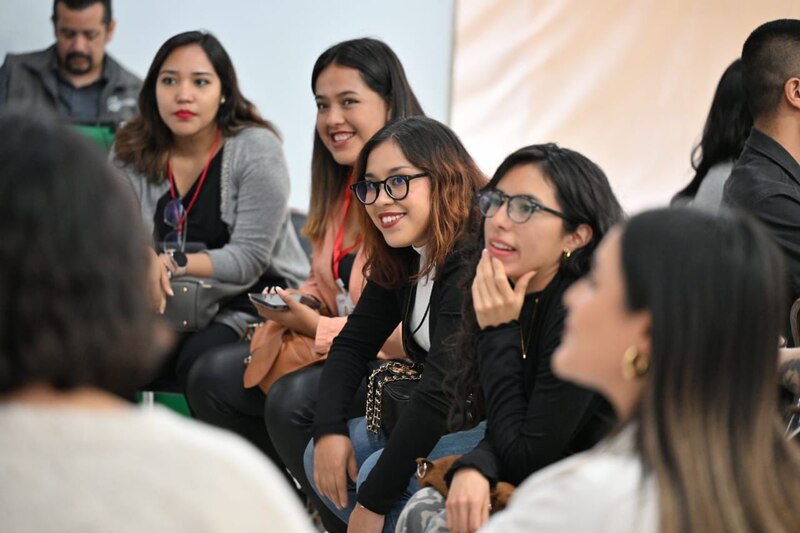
[249,292,321,311]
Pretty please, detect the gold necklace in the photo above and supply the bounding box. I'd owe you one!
[519,297,540,360]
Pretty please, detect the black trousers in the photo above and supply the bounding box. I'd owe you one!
[185,343,355,533]
[145,322,241,392]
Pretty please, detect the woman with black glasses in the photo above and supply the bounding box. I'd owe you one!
[397,144,623,533]
[304,117,487,533]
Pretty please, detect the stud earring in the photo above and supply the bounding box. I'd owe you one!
[622,346,649,380]
[561,249,572,261]
[220,96,226,104]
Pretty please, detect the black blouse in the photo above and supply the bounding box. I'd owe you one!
[313,245,467,514]
[153,149,286,313]
[448,271,615,487]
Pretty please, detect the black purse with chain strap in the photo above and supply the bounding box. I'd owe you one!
[365,360,424,434]
[364,282,430,434]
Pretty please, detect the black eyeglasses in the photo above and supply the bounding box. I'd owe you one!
[477,189,570,223]
[349,173,429,205]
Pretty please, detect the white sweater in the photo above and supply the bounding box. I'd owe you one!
[0,403,315,533]
[481,425,658,532]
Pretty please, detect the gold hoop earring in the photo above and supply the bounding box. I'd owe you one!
[622,346,649,380]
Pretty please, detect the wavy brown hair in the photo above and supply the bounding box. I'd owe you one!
[352,117,486,288]
[114,31,277,182]
[304,38,425,243]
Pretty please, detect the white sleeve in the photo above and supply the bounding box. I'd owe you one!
[479,453,657,533]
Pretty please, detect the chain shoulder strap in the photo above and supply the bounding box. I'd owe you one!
[365,360,423,434]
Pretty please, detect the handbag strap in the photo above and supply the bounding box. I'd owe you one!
[365,360,423,434]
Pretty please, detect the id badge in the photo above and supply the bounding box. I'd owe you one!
[335,279,355,316]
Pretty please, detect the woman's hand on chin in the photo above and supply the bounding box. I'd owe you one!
[472,249,535,329]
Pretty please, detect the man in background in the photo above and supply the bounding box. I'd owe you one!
[724,18,800,344]
[0,0,140,127]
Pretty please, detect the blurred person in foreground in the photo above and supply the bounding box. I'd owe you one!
[0,110,314,533]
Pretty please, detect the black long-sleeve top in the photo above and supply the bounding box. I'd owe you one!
[313,247,467,514]
[447,271,614,487]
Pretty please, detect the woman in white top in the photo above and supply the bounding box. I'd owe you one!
[0,111,314,533]
[482,207,800,533]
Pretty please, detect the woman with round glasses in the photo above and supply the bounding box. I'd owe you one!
[396,143,623,533]
[304,116,486,533]
[112,31,308,388]
[185,38,423,533]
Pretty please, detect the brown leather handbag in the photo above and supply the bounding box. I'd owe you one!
[415,455,516,513]
[242,320,326,394]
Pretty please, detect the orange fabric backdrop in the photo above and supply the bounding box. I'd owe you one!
[451,0,800,211]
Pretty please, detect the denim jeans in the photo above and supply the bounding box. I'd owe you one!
[304,417,486,533]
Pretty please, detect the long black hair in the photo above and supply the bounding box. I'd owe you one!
[304,38,425,242]
[672,60,752,203]
[114,31,276,181]
[448,143,624,428]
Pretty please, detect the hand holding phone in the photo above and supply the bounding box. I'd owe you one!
[249,292,321,312]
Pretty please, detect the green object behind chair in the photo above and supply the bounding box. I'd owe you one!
[136,391,192,417]
[72,124,115,151]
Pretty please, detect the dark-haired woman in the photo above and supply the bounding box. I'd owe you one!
[185,38,423,533]
[112,31,308,392]
[482,207,800,532]
[0,111,314,533]
[303,116,487,533]
[672,59,752,210]
[397,144,623,533]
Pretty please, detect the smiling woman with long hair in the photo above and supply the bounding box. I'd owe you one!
[304,117,487,533]
[184,38,424,533]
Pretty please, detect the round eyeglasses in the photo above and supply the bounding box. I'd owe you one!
[349,173,429,205]
[477,189,570,224]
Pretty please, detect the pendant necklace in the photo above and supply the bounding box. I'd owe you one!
[519,297,540,360]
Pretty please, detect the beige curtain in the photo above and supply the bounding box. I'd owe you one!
[452,0,800,211]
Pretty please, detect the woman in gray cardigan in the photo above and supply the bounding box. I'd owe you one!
[112,31,308,392]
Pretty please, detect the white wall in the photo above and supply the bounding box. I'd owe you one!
[0,0,455,211]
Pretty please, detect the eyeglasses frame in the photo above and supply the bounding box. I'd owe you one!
[349,172,430,205]
[477,188,571,224]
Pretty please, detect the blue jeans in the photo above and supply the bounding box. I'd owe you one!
[304,417,486,533]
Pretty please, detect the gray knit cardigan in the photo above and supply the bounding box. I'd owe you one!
[112,127,309,317]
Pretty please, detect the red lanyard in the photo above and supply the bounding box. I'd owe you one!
[167,128,221,233]
[332,189,362,281]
